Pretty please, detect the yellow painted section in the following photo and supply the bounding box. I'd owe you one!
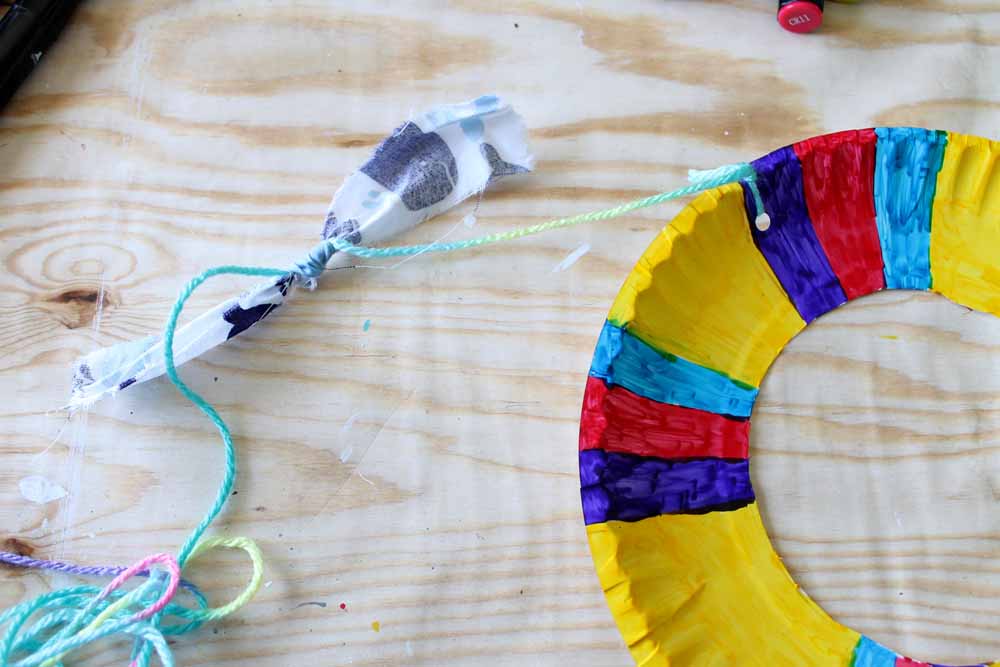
[930,132,1000,315]
[608,184,804,388]
[587,504,859,667]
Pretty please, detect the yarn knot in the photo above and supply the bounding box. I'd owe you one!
[291,239,337,287]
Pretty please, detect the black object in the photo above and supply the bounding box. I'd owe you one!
[0,0,83,111]
[778,0,824,8]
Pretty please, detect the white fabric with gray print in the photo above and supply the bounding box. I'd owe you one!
[68,96,532,409]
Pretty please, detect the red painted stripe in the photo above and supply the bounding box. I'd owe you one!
[579,376,749,459]
[794,129,885,300]
[895,658,930,667]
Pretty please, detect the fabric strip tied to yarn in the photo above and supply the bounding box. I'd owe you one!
[2,95,771,667]
[66,96,767,409]
[325,163,764,259]
[68,96,534,410]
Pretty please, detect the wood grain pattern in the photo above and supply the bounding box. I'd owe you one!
[0,1,997,665]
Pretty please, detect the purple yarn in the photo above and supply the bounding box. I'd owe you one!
[0,551,199,592]
[1,551,125,577]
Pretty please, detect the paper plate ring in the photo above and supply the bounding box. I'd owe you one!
[579,128,999,667]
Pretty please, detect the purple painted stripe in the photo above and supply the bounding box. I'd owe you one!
[580,450,754,524]
[742,146,847,322]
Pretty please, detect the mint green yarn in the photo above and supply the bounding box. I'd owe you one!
[327,162,763,259]
[120,265,289,667]
[0,584,203,667]
[163,265,288,567]
[107,265,288,667]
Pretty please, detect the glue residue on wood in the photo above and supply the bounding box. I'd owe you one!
[552,242,591,272]
[19,476,68,504]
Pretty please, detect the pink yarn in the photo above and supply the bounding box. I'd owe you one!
[98,553,181,621]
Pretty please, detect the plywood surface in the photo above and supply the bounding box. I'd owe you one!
[0,1,997,665]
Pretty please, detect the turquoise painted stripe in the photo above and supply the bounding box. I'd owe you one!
[851,636,897,667]
[873,127,947,290]
[588,321,758,418]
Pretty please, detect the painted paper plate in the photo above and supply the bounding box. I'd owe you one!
[579,128,1000,667]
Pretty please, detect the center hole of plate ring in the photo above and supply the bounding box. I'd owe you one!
[750,290,1000,665]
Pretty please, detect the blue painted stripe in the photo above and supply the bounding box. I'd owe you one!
[589,322,758,419]
[873,127,948,290]
[851,636,897,667]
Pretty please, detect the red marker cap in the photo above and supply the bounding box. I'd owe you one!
[777,0,823,33]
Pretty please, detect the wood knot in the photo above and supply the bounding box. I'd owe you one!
[1,537,35,570]
[3,536,35,557]
[42,286,118,329]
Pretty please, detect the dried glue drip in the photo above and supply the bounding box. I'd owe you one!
[755,212,771,232]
